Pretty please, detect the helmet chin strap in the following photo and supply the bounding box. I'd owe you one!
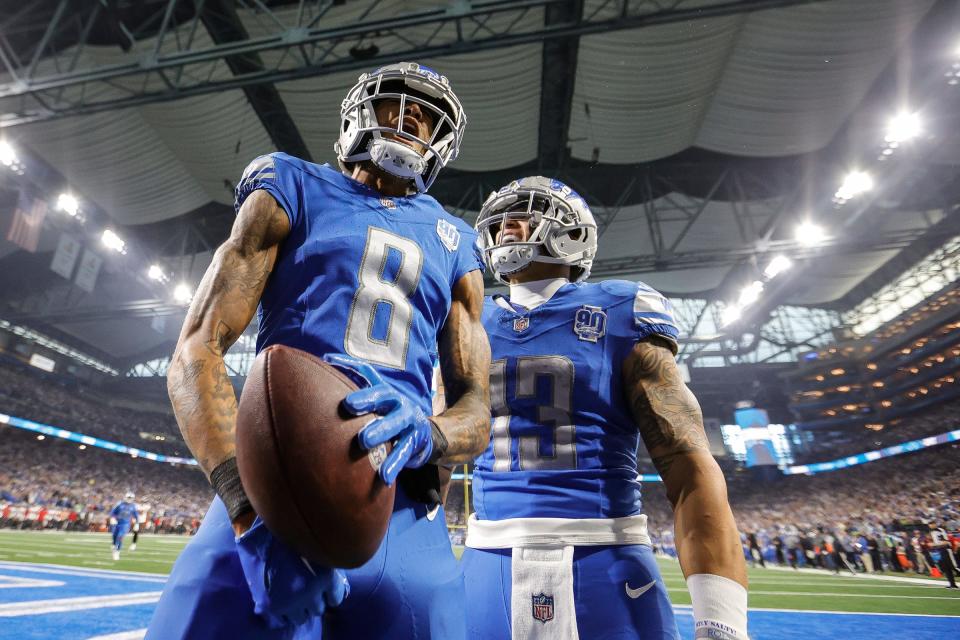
[369,138,428,183]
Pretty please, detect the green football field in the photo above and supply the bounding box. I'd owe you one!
[2,529,958,617]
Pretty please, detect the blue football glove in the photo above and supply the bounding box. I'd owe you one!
[323,353,442,486]
[235,517,349,629]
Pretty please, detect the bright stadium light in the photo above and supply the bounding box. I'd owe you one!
[0,140,16,166]
[57,193,80,217]
[885,112,921,143]
[795,221,827,247]
[738,280,764,307]
[763,255,792,279]
[835,171,873,200]
[101,229,126,253]
[721,304,742,327]
[147,264,168,283]
[173,283,193,304]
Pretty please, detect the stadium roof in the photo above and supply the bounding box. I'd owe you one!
[0,0,959,369]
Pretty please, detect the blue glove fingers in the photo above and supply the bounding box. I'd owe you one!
[379,429,416,485]
[357,409,411,449]
[322,353,383,387]
[407,434,434,469]
[342,385,401,416]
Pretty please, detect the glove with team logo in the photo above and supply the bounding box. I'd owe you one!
[236,516,349,629]
[323,353,448,486]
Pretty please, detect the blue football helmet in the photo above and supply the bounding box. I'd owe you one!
[336,62,466,193]
[475,176,598,284]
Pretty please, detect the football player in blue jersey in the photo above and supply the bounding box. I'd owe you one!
[109,491,139,561]
[148,62,491,640]
[462,177,749,640]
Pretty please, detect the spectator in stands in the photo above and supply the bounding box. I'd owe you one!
[0,426,209,532]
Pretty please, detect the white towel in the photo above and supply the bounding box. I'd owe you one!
[510,545,579,640]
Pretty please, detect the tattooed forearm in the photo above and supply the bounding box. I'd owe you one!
[624,338,709,479]
[167,190,288,478]
[432,270,492,464]
[623,338,748,587]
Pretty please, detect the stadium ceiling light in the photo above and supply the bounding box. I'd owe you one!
[0,140,16,166]
[147,264,168,283]
[835,170,873,200]
[101,229,126,253]
[795,221,827,247]
[884,112,921,143]
[57,193,80,217]
[173,283,193,304]
[763,255,792,279]
[720,304,741,327]
[737,280,764,307]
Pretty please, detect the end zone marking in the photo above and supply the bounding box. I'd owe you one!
[0,562,167,582]
[0,591,162,616]
[85,630,147,640]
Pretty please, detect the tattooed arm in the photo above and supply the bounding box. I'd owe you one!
[431,269,492,463]
[166,190,289,530]
[623,337,747,588]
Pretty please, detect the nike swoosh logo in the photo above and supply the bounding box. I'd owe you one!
[625,580,657,599]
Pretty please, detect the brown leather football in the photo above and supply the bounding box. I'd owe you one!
[236,344,395,568]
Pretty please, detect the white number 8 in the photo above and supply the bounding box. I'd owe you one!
[344,227,423,369]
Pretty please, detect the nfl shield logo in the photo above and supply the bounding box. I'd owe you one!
[513,316,529,332]
[531,593,554,624]
[379,197,396,209]
[573,305,607,342]
[436,219,461,252]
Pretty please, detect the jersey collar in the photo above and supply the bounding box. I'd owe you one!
[507,277,570,311]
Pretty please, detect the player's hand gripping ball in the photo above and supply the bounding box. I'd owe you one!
[324,354,437,485]
[235,516,349,629]
[236,345,396,568]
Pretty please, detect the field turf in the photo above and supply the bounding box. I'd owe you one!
[0,529,958,638]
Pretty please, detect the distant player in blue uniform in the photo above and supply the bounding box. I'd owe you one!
[463,177,749,640]
[109,491,138,561]
[148,62,491,640]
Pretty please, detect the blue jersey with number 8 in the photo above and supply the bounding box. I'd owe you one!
[235,153,482,414]
[472,281,679,520]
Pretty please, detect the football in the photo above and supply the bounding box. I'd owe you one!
[235,344,395,568]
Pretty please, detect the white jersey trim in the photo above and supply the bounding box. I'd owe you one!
[465,513,651,549]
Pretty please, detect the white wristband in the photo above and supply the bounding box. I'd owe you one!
[687,573,748,640]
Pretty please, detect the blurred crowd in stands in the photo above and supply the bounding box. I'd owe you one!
[645,444,960,579]
[0,359,184,456]
[793,399,960,464]
[0,426,209,534]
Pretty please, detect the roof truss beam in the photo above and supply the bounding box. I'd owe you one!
[0,0,827,127]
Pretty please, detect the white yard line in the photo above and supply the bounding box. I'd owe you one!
[671,604,960,619]
[761,565,946,586]
[666,587,960,600]
[0,575,64,589]
[661,577,946,589]
[0,591,162,616]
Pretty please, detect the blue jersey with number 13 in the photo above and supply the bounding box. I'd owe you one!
[472,281,679,521]
[235,153,483,413]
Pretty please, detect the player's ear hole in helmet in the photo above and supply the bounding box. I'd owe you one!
[336,62,467,193]
[474,176,598,284]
